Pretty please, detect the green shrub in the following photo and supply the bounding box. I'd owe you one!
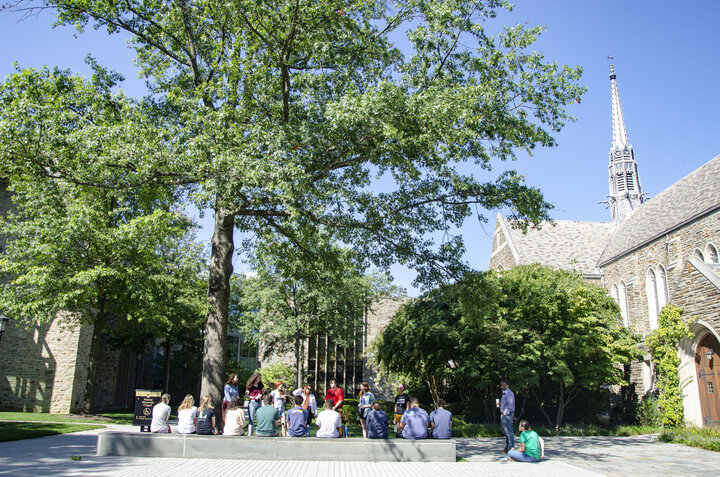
[258,362,294,387]
[637,395,662,427]
[659,427,720,452]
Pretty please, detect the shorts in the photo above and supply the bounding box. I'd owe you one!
[394,413,403,423]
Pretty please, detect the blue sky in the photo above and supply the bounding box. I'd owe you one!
[1,1,718,295]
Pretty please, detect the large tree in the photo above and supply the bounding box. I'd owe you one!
[3,0,584,403]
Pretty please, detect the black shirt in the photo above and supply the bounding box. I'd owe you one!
[394,393,410,415]
[196,408,215,435]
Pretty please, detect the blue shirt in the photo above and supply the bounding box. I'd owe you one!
[224,384,239,402]
[429,408,452,439]
[500,388,515,416]
[400,407,429,440]
[366,409,388,439]
[287,406,309,437]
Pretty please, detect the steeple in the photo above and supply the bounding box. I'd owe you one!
[607,59,644,222]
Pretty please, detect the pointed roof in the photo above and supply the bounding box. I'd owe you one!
[598,154,720,266]
[497,214,616,277]
[610,63,629,150]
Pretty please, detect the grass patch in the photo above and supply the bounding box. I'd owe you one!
[0,422,105,443]
[451,423,661,438]
[658,427,720,452]
[0,411,159,426]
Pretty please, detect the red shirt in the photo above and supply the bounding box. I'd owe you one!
[325,387,345,409]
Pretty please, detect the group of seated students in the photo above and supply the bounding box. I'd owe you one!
[149,385,453,440]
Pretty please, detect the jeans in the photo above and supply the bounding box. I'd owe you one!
[248,399,261,434]
[508,449,539,462]
[501,413,514,450]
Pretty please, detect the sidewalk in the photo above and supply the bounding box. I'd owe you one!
[1,427,718,476]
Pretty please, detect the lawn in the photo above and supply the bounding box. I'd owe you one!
[658,427,720,452]
[0,422,106,443]
[0,411,149,425]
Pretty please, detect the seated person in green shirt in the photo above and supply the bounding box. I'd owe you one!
[508,420,544,462]
[255,394,280,437]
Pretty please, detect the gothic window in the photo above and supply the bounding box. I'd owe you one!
[626,172,634,191]
[611,283,619,305]
[705,243,719,263]
[618,281,629,328]
[693,248,705,261]
[616,173,626,192]
[656,265,668,313]
[646,269,659,330]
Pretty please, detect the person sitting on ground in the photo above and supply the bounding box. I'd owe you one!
[176,394,198,434]
[255,393,280,437]
[195,394,217,435]
[366,402,389,439]
[508,420,544,462]
[399,397,429,440]
[287,394,309,437]
[223,395,247,436]
[150,393,172,433]
[315,398,343,438]
[429,399,452,439]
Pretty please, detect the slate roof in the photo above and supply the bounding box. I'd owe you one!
[502,216,616,276]
[598,154,720,266]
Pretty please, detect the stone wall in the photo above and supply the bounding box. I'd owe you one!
[363,296,411,401]
[488,219,517,270]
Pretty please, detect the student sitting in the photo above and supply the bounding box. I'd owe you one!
[508,420,545,462]
[176,394,198,434]
[223,396,247,436]
[195,395,217,435]
[150,393,172,433]
[255,393,280,437]
[315,399,343,438]
[429,399,452,439]
[366,402,389,439]
[399,397,429,440]
[287,395,309,437]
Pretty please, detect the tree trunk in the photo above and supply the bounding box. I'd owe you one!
[555,385,565,430]
[81,297,105,414]
[201,207,234,430]
[163,338,172,394]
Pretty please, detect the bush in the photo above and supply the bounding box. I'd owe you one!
[637,395,662,427]
[258,362,295,387]
[658,427,720,452]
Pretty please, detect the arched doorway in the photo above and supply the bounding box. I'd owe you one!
[695,333,720,427]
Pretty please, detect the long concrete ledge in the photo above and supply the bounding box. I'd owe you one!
[96,431,456,462]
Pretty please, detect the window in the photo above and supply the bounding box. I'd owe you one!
[618,281,629,328]
[646,269,659,330]
[611,283,619,304]
[227,331,259,372]
[693,248,705,261]
[705,243,719,264]
[656,265,668,313]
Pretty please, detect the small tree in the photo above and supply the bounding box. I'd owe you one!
[646,305,693,428]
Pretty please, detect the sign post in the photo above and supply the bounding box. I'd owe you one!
[133,389,162,432]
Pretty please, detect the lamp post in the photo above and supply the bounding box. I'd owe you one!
[0,314,9,345]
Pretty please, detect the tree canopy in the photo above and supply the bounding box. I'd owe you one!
[374,266,640,427]
[2,0,585,401]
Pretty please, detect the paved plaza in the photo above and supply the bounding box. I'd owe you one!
[0,426,718,476]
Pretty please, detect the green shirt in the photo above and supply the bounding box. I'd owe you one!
[519,429,541,459]
[255,405,279,436]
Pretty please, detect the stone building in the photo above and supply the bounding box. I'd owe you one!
[488,65,720,427]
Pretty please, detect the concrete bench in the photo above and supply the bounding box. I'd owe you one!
[96,431,456,462]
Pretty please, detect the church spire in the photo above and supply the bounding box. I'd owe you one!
[607,59,644,222]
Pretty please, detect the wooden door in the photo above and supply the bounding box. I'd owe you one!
[695,333,720,427]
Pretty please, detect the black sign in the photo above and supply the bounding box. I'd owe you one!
[133,389,162,427]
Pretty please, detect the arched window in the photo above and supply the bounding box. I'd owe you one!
[656,265,668,313]
[618,281,629,328]
[705,243,719,263]
[646,269,659,330]
[693,248,705,261]
[611,283,619,305]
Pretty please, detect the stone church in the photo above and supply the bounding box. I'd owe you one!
[489,65,720,427]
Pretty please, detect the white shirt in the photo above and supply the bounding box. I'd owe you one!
[177,406,197,434]
[223,408,246,436]
[315,409,341,438]
[150,402,171,433]
[292,389,318,416]
[270,389,286,414]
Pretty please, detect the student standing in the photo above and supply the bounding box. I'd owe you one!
[357,382,375,439]
[399,397,429,440]
[293,384,318,428]
[150,393,172,433]
[270,381,288,436]
[195,395,217,435]
[222,373,239,427]
[508,420,544,462]
[324,378,345,411]
[245,372,264,434]
[499,379,516,453]
[393,385,410,436]
[176,394,198,434]
[223,396,247,436]
[429,399,452,439]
